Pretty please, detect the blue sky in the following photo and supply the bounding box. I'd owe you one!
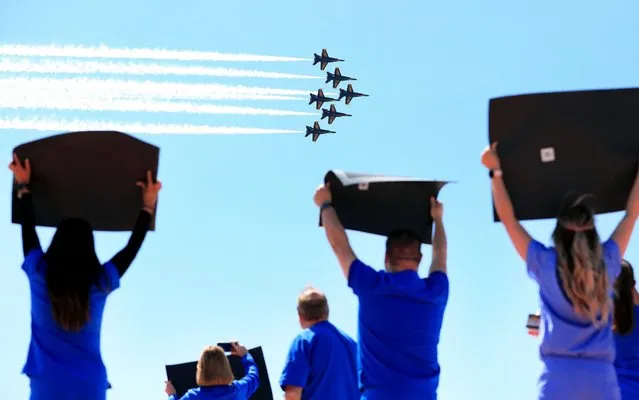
[1,0,639,398]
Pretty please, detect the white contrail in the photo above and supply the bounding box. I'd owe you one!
[0,92,318,116]
[0,117,303,135]
[0,44,311,62]
[0,58,321,79]
[0,77,311,101]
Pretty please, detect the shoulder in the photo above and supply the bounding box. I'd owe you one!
[347,258,384,293]
[183,388,200,398]
[22,248,45,277]
[99,262,121,293]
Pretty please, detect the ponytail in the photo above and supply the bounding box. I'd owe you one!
[614,260,635,335]
[557,231,610,326]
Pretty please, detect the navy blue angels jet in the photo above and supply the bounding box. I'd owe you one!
[325,67,356,89]
[305,121,336,142]
[321,104,352,124]
[313,49,344,71]
[338,84,369,105]
[309,88,338,110]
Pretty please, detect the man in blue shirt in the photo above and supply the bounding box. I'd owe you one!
[280,287,359,399]
[314,184,449,400]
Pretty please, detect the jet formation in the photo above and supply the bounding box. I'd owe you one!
[306,49,369,142]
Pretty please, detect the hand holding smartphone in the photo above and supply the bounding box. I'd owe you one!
[527,313,540,337]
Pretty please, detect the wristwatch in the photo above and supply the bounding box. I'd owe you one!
[489,169,503,179]
[320,201,333,211]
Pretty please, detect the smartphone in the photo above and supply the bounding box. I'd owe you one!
[526,313,540,330]
[217,342,233,352]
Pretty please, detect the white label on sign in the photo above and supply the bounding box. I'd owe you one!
[358,182,369,190]
[540,147,555,163]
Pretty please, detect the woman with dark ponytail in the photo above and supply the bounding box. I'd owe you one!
[614,260,639,399]
[9,153,162,400]
[481,143,639,400]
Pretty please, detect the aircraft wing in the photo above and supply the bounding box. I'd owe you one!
[313,133,320,142]
[333,80,339,89]
[328,116,335,124]
[321,49,328,58]
[330,104,336,112]
[314,121,319,130]
[320,62,327,70]
[345,96,352,105]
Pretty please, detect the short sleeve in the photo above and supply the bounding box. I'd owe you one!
[279,335,309,390]
[603,239,622,281]
[347,259,382,296]
[425,271,449,300]
[22,248,44,278]
[526,240,555,283]
[100,262,121,293]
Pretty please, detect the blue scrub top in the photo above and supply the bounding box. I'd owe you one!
[21,248,119,389]
[348,259,449,400]
[279,320,359,399]
[615,305,639,399]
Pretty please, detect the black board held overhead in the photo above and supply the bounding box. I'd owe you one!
[165,346,273,400]
[11,130,160,231]
[489,88,639,222]
[319,170,449,244]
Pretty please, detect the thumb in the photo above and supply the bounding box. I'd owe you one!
[491,142,499,151]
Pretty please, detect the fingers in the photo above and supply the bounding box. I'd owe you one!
[491,141,498,151]
[146,169,153,185]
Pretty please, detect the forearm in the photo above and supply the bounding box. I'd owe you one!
[429,218,447,274]
[321,206,356,276]
[17,190,41,255]
[109,209,151,277]
[491,177,516,223]
[284,389,302,400]
[611,172,639,256]
[611,212,638,256]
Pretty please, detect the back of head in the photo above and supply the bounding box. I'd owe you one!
[196,346,234,386]
[385,229,422,272]
[551,196,609,325]
[614,260,636,335]
[44,218,102,332]
[297,287,329,323]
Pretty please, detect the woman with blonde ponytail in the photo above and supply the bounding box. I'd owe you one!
[614,260,639,399]
[481,143,639,400]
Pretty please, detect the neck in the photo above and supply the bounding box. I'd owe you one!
[301,318,327,329]
[201,378,230,387]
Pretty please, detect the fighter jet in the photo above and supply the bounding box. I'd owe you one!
[338,84,369,105]
[313,49,344,71]
[305,121,336,142]
[325,68,356,89]
[321,104,352,125]
[309,88,338,110]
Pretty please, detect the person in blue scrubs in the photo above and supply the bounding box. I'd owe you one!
[165,342,260,400]
[614,260,639,399]
[279,287,359,399]
[481,143,639,400]
[10,154,161,400]
[314,184,449,400]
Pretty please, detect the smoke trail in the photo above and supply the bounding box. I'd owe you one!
[0,44,311,62]
[0,92,318,116]
[0,117,303,135]
[0,58,320,79]
[0,77,314,101]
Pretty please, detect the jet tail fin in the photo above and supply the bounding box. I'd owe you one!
[321,109,329,119]
[325,73,333,84]
[313,54,320,65]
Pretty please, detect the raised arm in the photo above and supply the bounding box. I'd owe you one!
[108,209,151,277]
[429,197,447,275]
[482,143,532,261]
[314,183,356,279]
[610,164,639,256]
[232,344,260,398]
[109,170,161,278]
[9,154,41,256]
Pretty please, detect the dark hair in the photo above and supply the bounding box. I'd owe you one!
[551,197,610,325]
[385,229,422,252]
[44,218,103,332]
[614,260,636,335]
